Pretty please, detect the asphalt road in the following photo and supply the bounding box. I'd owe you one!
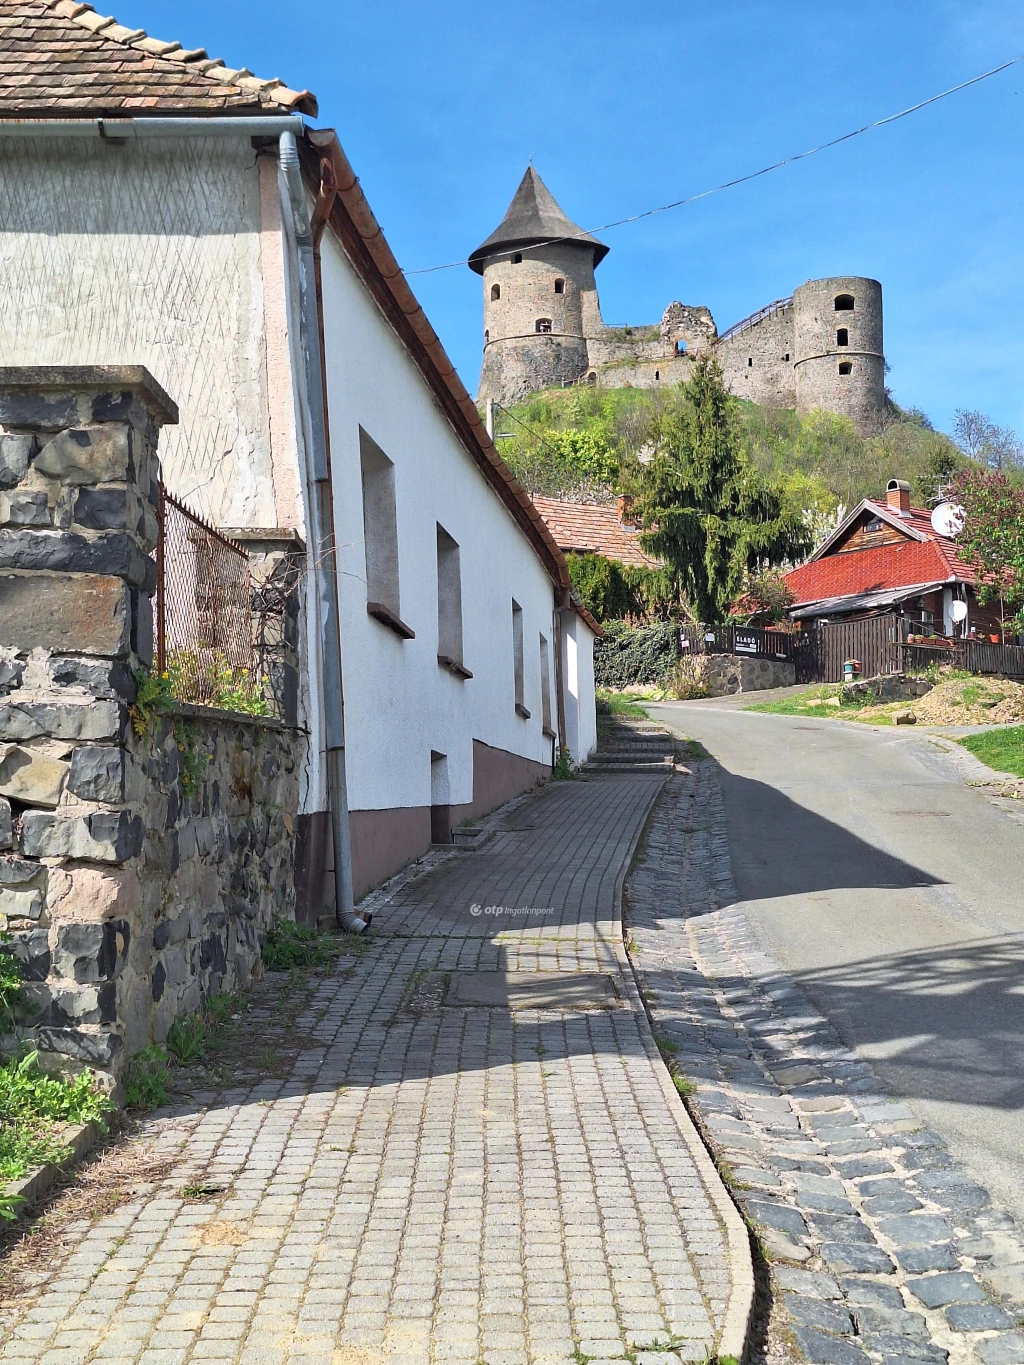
[647,696,1024,1225]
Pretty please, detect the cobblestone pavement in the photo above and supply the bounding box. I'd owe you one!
[626,755,1024,1365]
[0,772,751,1365]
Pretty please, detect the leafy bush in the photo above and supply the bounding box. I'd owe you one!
[594,621,681,689]
[668,655,711,700]
[552,747,577,781]
[123,1046,169,1109]
[261,918,343,972]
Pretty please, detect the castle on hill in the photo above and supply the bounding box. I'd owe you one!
[471,167,887,433]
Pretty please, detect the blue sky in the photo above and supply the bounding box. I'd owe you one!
[119,2,1024,436]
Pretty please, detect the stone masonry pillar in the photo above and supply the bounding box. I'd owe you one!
[0,366,177,1079]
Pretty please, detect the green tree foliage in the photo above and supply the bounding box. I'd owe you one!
[737,568,794,624]
[624,355,809,622]
[565,552,673,623]
[494,381,971,524]
[949,467,1024,630]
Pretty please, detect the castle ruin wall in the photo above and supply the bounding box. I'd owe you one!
[716,303,797,408]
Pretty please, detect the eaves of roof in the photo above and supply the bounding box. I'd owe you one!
[302,131,570,595]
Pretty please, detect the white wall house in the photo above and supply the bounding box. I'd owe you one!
[0,1,598,908]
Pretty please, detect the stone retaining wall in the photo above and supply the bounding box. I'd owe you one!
[703,654,796,695]
[0,367,302,1085]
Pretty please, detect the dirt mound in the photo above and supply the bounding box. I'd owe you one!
[911,676,1024,726]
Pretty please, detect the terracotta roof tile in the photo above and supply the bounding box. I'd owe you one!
[531,497,662,570]
[785,540,971,607]
[0,0,317,116]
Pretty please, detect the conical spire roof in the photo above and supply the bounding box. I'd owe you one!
[468,167,608,274]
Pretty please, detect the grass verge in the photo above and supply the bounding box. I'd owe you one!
[596,688,656,719]
[958,725,1024,779]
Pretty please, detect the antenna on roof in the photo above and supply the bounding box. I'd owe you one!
[930,502,965,538]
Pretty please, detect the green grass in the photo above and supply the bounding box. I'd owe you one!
[958,726,1024,779]
[745,685,851,716]
[596,689,653,718]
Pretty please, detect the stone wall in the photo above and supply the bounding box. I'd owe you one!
[717,302,797,409]
[702,655,796,696]
[0,367,302,1086]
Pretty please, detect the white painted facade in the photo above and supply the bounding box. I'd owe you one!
[561,609,598,767]
[0,136,277,528]
[0,125,598,897]
[318,232,562,813]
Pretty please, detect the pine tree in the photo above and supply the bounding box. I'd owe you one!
[628,354,808,622]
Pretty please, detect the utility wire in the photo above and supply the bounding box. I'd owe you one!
[405,54,1023,276]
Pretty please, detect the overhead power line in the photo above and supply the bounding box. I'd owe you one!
[405,54,1023,277]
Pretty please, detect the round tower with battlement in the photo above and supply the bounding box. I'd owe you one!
[471,168,608,406]
[792,276,885,431]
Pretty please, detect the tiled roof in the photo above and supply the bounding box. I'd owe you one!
[531,497,662,570]
[861,499,978,580]
[0,0,317,116]
[784,539,972,608]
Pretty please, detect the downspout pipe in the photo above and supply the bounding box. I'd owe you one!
[279,131,367,935]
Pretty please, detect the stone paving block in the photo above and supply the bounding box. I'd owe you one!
[792,1325,871,1365]
[908,1271,987,1308]
[977,1335,1024,1365]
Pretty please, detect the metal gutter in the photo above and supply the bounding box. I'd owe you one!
[0,116,304,138]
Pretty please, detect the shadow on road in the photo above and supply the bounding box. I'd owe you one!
[718,768,943,898]
[793,934,1024,1111]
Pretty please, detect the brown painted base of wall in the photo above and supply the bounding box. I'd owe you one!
[294,740,551,916]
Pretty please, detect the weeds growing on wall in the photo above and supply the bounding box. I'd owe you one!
[173,719,210,797]
[552,748,577,781]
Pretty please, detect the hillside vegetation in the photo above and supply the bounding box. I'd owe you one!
[492,383,967,525]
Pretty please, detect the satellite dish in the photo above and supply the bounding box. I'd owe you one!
[950,600,968,623]
[931,502,965,538]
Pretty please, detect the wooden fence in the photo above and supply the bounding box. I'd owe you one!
[793,613,1024,684]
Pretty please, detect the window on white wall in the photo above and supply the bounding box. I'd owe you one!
[436,524,471,678]
[359,428,414,639]
[539,633,553,735]
[512,599,529,718]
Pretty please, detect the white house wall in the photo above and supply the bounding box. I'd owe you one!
[561,610,598,765]
[319,230,558,887]
[0,135,275,527]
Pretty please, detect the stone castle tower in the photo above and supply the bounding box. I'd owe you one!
[472,168,887,433]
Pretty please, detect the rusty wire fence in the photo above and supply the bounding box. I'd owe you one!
[155,484,272,715]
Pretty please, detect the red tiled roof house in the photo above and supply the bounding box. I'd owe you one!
[783,479,1003,639]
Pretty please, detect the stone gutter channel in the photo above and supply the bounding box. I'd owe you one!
[617,724,1024,1365]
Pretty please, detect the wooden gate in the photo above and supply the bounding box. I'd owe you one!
[798,613,902,684]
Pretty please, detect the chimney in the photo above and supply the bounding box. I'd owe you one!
[886,479,911,516]
[617,494,636,527]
